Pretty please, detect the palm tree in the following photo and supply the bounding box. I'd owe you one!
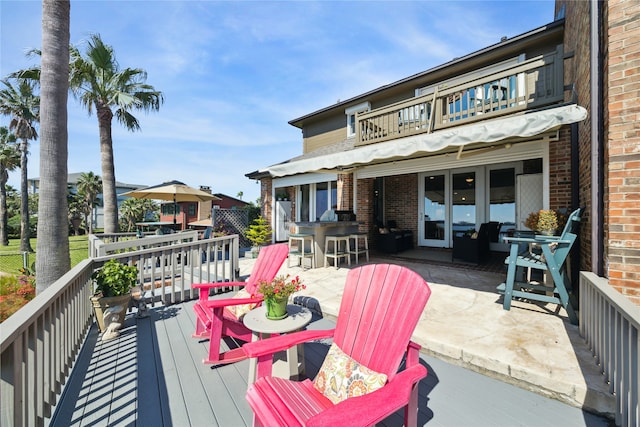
[0,78,39,253]
[0,127,21,245]
[76,171,102,234]
[35,0,71,290]
[69,34,163,234]
[119,198,158,232]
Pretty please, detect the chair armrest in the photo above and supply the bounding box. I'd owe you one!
[306,364,427,427]
[504,236,538,244]
[534,237,571,245]
[193,281,248,301]
[201,296,264,310]
[243,329,335,358]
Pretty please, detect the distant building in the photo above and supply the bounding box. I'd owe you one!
[27,172,146,230]
[212,193,250,210]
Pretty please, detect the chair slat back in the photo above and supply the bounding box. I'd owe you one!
[244,244,289,295]
[548,208,582,265]
[559,208,582,238]
[333,264,431,380]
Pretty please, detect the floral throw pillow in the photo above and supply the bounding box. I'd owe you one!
[313,343,388,404]
[226,288,258,319]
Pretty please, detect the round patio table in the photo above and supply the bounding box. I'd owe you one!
[243,304,312,386]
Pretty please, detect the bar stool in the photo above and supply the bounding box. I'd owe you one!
[348,232,369,264]
[324,234,351,269]
[288,233,315,269]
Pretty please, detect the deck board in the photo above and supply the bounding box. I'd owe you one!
[49,298,611,427]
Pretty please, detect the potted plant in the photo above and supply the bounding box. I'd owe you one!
[525,209,558,235]
[255,274,306,319]
[245,216,272,258]
[90,259,139,333]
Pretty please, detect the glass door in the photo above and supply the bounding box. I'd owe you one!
[419,172,448,247]
[487,165,519,251]
[451,170,478,238]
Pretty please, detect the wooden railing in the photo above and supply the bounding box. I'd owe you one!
[89,230,199,258]
[356,45,564,146]
[0,234,240,426]
[1,259,94,427]
[580,272,640,426]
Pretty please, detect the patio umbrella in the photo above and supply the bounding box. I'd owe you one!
[122,180,221,225]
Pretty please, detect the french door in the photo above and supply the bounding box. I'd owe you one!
[418,164,520,248]
[418,168,481,247]
[419,172,449,247]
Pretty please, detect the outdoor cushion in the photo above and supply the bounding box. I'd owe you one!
[313,342,387,404]
[227,288,258,319]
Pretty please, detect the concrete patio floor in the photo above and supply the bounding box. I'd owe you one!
[237,251,614,419]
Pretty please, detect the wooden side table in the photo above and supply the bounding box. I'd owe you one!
[243,305,312,386]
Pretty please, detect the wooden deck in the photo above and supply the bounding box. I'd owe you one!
[48,298,611,427]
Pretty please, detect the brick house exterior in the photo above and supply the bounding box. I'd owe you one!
[248,1,640,306]
[560,0,640,304]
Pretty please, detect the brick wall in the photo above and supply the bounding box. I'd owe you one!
[356,177,375,242]
[604,0,640,303]
[561,0,640,304]
[261,177,273,225]
[383,174,418,246]
[548,128,573,211]
[561,0,594,274]
[338,173,353,210]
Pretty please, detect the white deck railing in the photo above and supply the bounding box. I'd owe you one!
[356,45,564,145]
[0,234,240,426]
[579,272,640,426]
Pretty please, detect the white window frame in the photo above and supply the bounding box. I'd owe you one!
[345,102,371,139]
[295,181,338,222]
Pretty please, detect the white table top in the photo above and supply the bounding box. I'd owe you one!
[243,305,312,334]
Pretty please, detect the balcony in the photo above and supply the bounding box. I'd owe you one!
[356,46,564,146]
[1,235,637,426]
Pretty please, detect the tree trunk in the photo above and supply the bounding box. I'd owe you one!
[0,168,8,246]
[0,167,9,246]
[19,138,33,253]
[35,0,70,291]
[84,212,91,235]
[97,104,119,234]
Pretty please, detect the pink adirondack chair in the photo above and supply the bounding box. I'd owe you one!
[245,263,432,427]
[192,243,289,364]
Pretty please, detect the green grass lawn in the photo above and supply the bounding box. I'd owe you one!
[0,236,89,275]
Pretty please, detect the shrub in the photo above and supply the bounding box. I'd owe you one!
[0,274,36,322]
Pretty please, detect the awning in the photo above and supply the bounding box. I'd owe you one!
[262,104,587,178]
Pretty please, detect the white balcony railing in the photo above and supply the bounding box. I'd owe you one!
[0,234,240,426]
[356,45,564,146]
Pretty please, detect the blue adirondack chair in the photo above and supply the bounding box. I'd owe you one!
[497,208,582,324]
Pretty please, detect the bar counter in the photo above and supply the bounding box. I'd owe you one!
[292,221,361,268]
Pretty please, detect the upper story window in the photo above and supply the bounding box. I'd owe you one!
[345,102,371,138]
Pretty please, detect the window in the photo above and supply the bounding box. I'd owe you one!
[345,102,371,138]
[162,203,180,215]
[297,181,338,221]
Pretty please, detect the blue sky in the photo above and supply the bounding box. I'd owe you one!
[1,0,555,203]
